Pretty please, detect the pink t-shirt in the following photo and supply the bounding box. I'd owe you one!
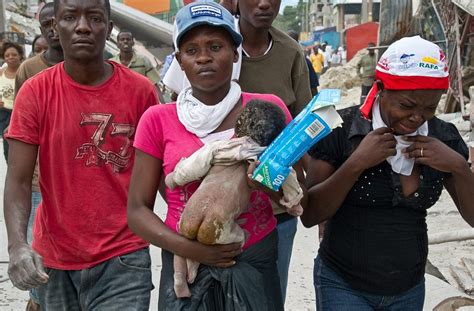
[7,62,159,269]
[134,92,292,248]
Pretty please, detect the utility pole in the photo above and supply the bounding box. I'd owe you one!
[0,0,6,33]
[368,0,373,22]
[361,0,368,23]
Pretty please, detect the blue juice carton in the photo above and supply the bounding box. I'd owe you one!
[252,89,343,191]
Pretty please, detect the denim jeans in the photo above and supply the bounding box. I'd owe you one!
[276,216,298,304]
[28,191,42,303]
[37,248,153,310]
[0,109,11,162]
[314,256,425,310]
[27,192,42,244]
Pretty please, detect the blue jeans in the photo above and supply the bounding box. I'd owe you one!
[0,109,11,162]
[27,191,42,244]
[28,191,42,303]
[314,256,425,310]
[276,216,298,304]
[37,248,153,310]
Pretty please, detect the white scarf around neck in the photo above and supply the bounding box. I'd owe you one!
[177,81,242,138]
[372,100,428,176]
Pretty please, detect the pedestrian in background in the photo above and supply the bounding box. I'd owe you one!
[287,30,319,96]
[310,45,324,79]
[330,50,341,67]
[357,42,377,104]
[110,29,163,103]
[321,43,331,73]
[338,46,347,64]
[0,41,24,162]
[30,35,48,57]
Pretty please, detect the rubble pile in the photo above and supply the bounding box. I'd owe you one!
[319,50,365,90]
[5,10,40,43]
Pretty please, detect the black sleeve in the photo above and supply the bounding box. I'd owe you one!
[308,125,347,168]
[444,123,469,161]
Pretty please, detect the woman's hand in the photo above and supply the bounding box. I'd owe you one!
[349,127,397,170]
[403,135,467,173]
[246,160,277,194]
[246,160,283,196]
[246,160,267,191]
[190,241,242,268]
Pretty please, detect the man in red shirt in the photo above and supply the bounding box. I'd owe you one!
[4,0,159,309]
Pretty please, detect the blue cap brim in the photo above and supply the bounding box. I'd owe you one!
[175,20,242,50]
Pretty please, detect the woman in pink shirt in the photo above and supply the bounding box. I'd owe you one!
[128,2,302,310]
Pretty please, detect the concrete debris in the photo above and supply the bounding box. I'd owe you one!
[438,113,471,133]
[5,10,40,43]
[429,229,474,245]
[449,257,474,295]
[425,274,474,310]
[316,50,367,111]
[463,258,474,286]
[437,94,448,115]
[319,50,365,90]
[433,296,474,311]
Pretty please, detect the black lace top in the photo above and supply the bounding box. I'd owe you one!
[309,105,468,295]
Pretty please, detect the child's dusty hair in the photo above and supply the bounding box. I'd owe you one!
[235,100,286,146]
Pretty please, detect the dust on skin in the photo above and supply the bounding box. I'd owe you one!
[173,101,288,298]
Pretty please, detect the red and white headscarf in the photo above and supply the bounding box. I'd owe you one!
[360,35,449,119]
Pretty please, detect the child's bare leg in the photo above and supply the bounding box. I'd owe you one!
[173,255,192,298]
[186,259,200,284]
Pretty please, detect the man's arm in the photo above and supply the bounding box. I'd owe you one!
[4,139,48,290]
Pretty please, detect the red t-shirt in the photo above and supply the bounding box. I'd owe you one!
[7,61,158,270]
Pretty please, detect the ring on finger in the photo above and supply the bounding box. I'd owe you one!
[420,147,424,157]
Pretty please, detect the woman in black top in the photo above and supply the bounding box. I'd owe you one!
[302,36,474,310]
